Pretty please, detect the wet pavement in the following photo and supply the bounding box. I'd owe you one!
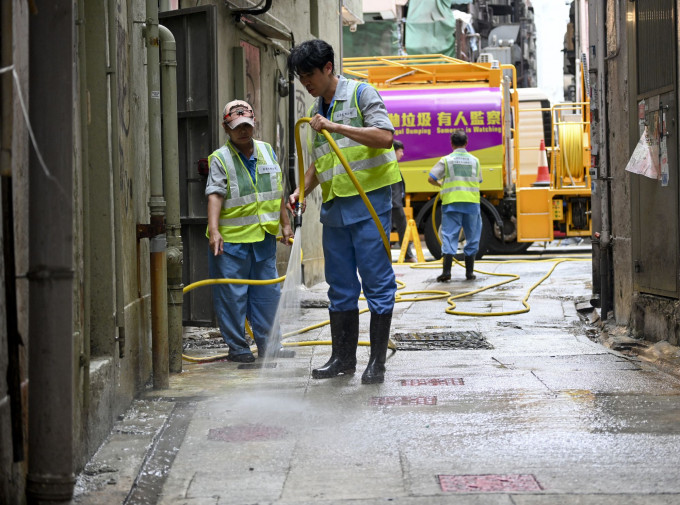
[74,246,680,505]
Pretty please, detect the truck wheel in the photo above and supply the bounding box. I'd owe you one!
[485,214,533,255]
[423,205,442,260]
[476,212,493,260]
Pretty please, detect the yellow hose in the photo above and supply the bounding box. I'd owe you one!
[182,118,588,363]
[557,122,585,183]
[295,117,391,259]
[182,255,590,362]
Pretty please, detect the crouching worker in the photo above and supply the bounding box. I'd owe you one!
[428,129,483,282]
[206,99,295,363]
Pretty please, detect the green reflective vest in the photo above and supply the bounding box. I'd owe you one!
[206,140,282,243]
[308,78,400,202]
[441,149,481,205]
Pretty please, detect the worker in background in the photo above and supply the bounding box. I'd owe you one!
[428,129,482,282]
[206,99,295,363]
[390,140,417,263]
[287,39,400,384]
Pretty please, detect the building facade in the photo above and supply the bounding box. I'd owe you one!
[0,0,354,502]
[590,0,680,346]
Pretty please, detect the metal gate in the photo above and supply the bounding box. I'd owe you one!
[631,0,679,298]
[160,6,218,325]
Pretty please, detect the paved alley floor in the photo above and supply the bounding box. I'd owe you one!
[74,248,680,505]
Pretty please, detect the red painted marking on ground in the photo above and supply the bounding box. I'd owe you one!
[400,378,464,386]
[369,396,437,406]
[438,474,542,492]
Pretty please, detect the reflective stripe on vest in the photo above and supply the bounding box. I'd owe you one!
[441,151,481,205]
[207,140,282,242]
[309,78,400,202]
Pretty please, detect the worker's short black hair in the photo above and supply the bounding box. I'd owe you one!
[288,39,335,76]
[451,129,468,147]
[393,140,404,150]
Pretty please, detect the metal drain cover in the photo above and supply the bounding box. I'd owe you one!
[237,362,278,369]
[392,331,492,350]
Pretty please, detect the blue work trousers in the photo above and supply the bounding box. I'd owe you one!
[208,250,280,357]
[441,209,483,257]
[323,210,396,314]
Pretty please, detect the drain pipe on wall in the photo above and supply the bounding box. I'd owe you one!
[143,0,169,389]
[288,34,296,196]
[26,1,76,501]
[159,24,184,373]
[596,0,613,319]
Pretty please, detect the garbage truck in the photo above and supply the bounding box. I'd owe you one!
[342,55,592,258]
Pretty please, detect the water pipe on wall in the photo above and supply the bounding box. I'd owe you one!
[159,24,184,374]
[144,0,169,389]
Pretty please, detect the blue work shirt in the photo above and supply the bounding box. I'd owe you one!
[315,80,393,227]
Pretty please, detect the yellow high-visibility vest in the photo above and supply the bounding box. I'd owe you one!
[441,150,481,205]
[308,78,400,202]
[206,140,282,242]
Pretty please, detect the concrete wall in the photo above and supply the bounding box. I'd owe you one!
[606,0,634,326]
[70,0,155,471]
[602,0,680,345]
[0,1,29,503]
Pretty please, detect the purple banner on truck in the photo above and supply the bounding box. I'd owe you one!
[379,87,502,163]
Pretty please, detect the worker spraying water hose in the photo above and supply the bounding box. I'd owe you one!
[287,39,401,384]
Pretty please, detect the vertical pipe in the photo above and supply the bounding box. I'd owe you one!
[588,0,601,305]
[288,35,296,196]
[26,1,75,501]
[338,0,343,74]
[145,0,169,389]
[159,25,183,373]
[596,0,612,318]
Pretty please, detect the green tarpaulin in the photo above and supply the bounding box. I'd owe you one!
[405,0,456,56]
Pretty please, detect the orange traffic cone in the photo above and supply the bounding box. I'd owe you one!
[533,139,550,186]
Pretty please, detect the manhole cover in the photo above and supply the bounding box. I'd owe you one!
[392,331,492,350]
[369,396,437,406]
[237,362,277,369]
[400,378,464,386]
[208,424,287,442]
[438,474,542,492]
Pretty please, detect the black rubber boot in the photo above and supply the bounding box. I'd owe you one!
[312,309,359,379]
[465,255,476,280]
[436,254,453,282]
[361,311,392,384]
